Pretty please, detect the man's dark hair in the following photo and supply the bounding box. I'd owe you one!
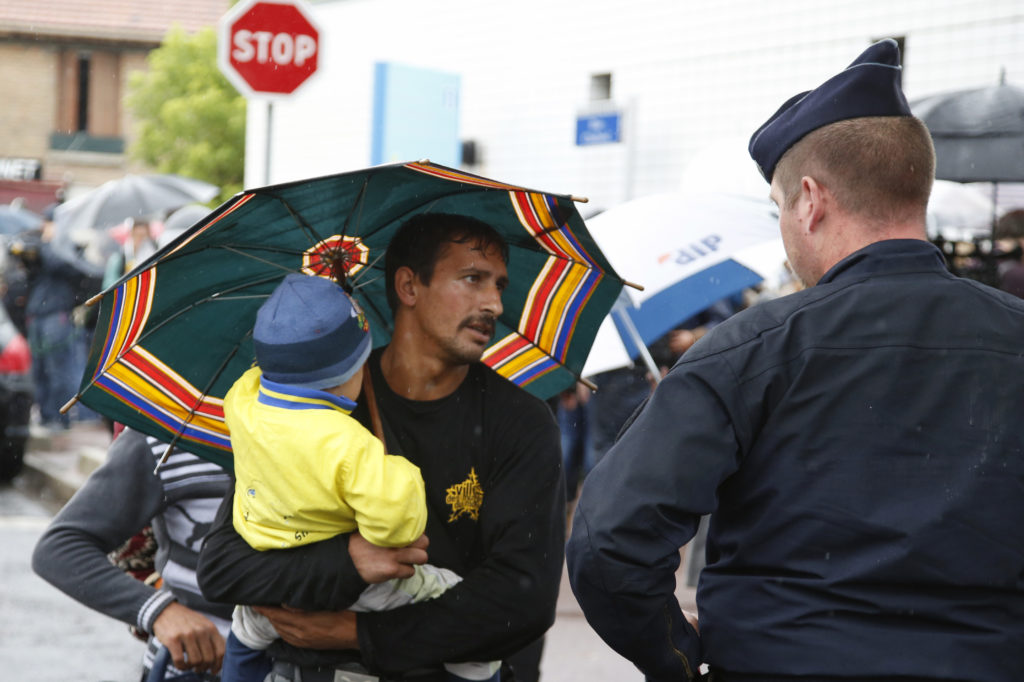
[384,212,509,312]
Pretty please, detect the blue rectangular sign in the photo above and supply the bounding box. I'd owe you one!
[371,62,461,166]
[576,112,622,146]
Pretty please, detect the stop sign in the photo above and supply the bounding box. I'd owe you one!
[218,0,321,97]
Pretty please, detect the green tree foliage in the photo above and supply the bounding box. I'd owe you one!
[128,26,246,203]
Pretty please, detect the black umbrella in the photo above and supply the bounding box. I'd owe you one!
[912,80,1024,183]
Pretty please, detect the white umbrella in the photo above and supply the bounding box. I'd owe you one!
[926,179,994,241]
[582,191,786,377]
[54,174,218,240]
[157,204,214,248]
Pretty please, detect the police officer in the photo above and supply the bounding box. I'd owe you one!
[567,39,1024,681]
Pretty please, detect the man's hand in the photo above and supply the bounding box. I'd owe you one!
[254,606,358,650]
[348,532,428,584]
[152,601,226,674]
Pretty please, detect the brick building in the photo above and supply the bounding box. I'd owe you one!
[0,0,228,212]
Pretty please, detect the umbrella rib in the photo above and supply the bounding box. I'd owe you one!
[350,247,387,287]
[249,190,331,249]
[351,273,384,291]
[219,245,307,275]
[355,279,394,337]
[201,294,274,302]
[125,242,308,281]
[154,330,252,473]
[252,182,375,287]
[327,178,372,287]
[342,177,371,238]
[184,242,309,257]
[128,276,279,348]
[280,197,327,244]
[242,186,330,255]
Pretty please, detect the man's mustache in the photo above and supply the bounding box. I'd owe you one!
[459,315,497,337]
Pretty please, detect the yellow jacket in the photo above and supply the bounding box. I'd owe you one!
[226,367,427,551]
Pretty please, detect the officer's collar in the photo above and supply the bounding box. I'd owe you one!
[817,239,946,286]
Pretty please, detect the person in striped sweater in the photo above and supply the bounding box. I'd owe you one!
[33,427,232,680]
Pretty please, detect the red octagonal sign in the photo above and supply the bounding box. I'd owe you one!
[218,0,321,98]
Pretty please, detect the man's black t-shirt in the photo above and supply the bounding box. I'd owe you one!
[355,351,505,575]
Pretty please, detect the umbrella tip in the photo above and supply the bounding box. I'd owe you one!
[623,279,645,292]
[571,195,589,204]
[59,395,80,414]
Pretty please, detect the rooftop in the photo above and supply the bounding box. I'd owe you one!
[0,0,230,45]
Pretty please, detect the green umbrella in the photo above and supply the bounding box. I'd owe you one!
[71,161,624,468]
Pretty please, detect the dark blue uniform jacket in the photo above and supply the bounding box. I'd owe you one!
[568,239,1024,681]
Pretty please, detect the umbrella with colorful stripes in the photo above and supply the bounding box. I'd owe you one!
[67,161,624,468]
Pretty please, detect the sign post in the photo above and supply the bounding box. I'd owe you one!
[218,0,322,184]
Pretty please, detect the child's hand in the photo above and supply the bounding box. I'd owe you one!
[348,532,429,583]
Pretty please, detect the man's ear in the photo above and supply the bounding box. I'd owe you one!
[394,266,418,307]
[800,176,829,233]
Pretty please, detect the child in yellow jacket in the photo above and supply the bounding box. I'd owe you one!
[223,273,499,682]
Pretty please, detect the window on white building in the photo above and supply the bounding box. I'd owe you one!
[590,73,612,101]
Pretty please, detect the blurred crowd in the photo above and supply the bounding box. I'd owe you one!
[0,197,207,436]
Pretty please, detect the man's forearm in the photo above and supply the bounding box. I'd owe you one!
[567,507,701,680]
[197,489,367,610]
[32,432,165,628]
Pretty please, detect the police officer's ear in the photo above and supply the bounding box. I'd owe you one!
[394,266,419,307]
[799,175,830,233]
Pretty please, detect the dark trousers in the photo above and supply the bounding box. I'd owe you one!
[221,631,273,682]
[27,311,80,426]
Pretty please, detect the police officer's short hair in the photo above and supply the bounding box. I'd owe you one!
[774,116,935,224]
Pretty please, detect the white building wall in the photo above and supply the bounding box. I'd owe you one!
[248,0,1024,212]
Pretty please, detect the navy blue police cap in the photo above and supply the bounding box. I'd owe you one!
[748,39,912,183]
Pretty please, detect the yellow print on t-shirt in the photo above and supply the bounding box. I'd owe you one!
[446,468,484,522]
